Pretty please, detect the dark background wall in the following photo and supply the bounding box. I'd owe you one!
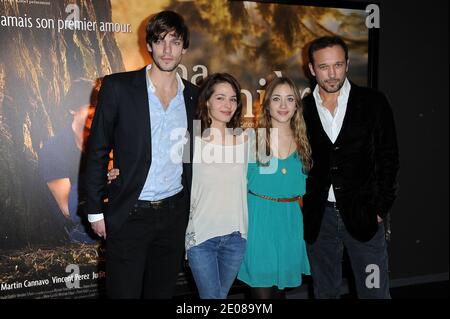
[345,0,449,280]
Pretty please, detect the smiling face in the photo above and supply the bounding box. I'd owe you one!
[268,83,297,125]
[147,30,186,72]
[207,82,238,127]
[308,45,349,94]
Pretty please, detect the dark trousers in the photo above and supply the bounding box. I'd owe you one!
[307,203,391,299]
[105,191,188,299]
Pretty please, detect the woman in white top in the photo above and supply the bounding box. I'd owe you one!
[185,73,247,299]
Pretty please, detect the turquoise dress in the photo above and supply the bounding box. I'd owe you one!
[238,152,310,289]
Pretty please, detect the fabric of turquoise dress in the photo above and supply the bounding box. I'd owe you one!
[238,152,310,289]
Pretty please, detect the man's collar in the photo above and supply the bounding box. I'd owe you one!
[145,64,185,94]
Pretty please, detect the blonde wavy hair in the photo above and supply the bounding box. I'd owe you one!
[256,77,312,172]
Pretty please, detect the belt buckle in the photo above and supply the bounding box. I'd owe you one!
[150,199,164,209]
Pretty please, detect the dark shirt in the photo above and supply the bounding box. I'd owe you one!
[38,126,87,222]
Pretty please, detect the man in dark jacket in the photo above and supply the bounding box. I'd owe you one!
[85,11,198,298]
[302,36,399,299]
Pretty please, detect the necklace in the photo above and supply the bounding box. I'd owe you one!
[280,138,293,175]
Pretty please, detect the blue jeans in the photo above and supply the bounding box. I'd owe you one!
[187,231,247,299]
[307,203,391,299]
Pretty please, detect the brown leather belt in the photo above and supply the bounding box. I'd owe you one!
[248,190,303,210]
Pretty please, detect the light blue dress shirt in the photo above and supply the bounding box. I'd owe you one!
[139,64,188,201]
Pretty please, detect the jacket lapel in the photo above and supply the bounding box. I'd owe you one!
[131,67,151,161]
[334,83,362,146]
[183,80,195,137]
[182,79,195,166]
[305,94,332,146]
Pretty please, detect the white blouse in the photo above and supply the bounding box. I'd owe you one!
[185,136,248,251]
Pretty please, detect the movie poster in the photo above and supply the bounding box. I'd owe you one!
[0,0,370,298]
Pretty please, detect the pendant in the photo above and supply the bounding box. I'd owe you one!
[281,168,287,175]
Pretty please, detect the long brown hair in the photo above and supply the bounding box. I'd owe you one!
[197,73,243,135]
[256,77,312,172]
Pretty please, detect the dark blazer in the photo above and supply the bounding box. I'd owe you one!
[85,67,199,236]
[302,83,399,244]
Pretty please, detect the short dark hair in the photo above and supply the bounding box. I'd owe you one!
[146,10,189,49]
[197,73,243,134]
[308,36,349,65]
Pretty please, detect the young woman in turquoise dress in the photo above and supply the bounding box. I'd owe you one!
[238,76,312,299]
